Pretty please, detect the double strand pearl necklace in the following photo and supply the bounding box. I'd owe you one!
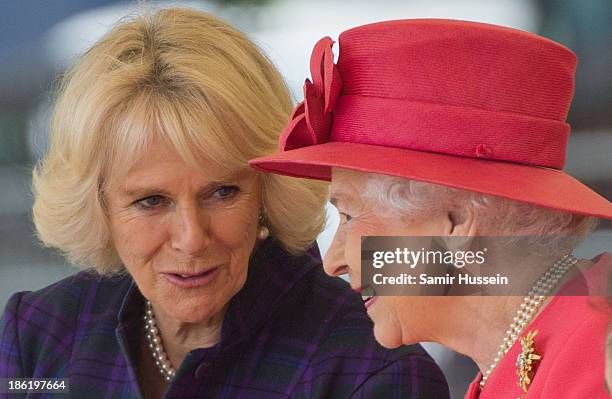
[479,254,577,388]
[144,300,176,381]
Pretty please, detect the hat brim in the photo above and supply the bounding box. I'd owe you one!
[250,142,612,220]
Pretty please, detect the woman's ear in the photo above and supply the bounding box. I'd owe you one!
[437,207,477,254]
[447,206,477,237]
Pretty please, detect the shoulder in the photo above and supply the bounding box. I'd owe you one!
[273,261,368,332]
[0,270,132,376]
[275,267,450,398]
[536,296,609,398]
[3,269,131,324]
[540,295,608,360]
[249,239,362,327]
[235,242,449,397]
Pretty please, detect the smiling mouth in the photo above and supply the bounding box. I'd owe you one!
[355,285,378,309]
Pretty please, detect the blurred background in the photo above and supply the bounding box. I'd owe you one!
[1,0,610,397]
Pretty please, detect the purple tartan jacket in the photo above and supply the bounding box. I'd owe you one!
[0,239,449,398]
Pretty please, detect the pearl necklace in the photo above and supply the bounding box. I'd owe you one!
[479,254,577,388]
[144,300,176,381]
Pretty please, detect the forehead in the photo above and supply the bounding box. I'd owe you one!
[330,168,368,203]
[102,88,243,189]
[126,138,203,172]
[113,138,247,192]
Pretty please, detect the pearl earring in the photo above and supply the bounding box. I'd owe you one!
[257,225,269,240]
[257,214,269,240]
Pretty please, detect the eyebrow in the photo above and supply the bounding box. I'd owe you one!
[329,186,346,207]
[122,186,173,198]
[122,178,236,198]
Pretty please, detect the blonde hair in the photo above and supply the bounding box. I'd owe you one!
[33,8,327,274]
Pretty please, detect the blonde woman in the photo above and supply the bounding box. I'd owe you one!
[0,9,449,399]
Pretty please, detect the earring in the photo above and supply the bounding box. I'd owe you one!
[257,215,269,240]
[257,225,269,240]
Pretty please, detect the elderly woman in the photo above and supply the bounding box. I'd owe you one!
[0,10,450,399]
[251,19,612,398]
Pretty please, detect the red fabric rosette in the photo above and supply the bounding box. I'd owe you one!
[279,37,343,151]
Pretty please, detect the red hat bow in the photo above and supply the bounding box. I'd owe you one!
[279,37,343,151]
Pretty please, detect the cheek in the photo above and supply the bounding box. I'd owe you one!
[211,211,257,247]
[110,212,169,264]
[345,219,386,281]
[345,232,362,279]
[205,208,259,309]
[209,208,258,268]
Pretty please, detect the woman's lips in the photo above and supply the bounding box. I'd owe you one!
[162,267,219,289]
[353,286,378,310]
[364,295,378,310]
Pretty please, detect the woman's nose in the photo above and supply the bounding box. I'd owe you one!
[170,205,210,256]
[322,232,349,277]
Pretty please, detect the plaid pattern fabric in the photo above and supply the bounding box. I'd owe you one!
[1,239,449,398]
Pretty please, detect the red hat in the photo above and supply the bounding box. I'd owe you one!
[250,19,612,219]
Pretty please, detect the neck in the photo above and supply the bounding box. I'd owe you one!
[430,251,570,372]
[432,296,524,371]
[151,302,225,368]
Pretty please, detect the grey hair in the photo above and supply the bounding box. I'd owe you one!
[362,173,598,256]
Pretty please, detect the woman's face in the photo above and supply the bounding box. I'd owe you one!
[106,139,261,324]
[324,168,452,348]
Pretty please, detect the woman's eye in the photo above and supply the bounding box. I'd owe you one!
[135,195,168,210]
[339,212,353,224]
[214,185,240,199]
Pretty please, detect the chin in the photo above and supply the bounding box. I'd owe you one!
[160,295,221,323]
[174,308,214,323]
[373,323,403,349]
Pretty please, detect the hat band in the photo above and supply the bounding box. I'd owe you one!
[330,95,569,169]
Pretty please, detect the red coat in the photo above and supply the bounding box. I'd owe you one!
[466,253,611,399]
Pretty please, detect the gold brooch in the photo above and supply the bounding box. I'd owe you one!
[516,330,542,393]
